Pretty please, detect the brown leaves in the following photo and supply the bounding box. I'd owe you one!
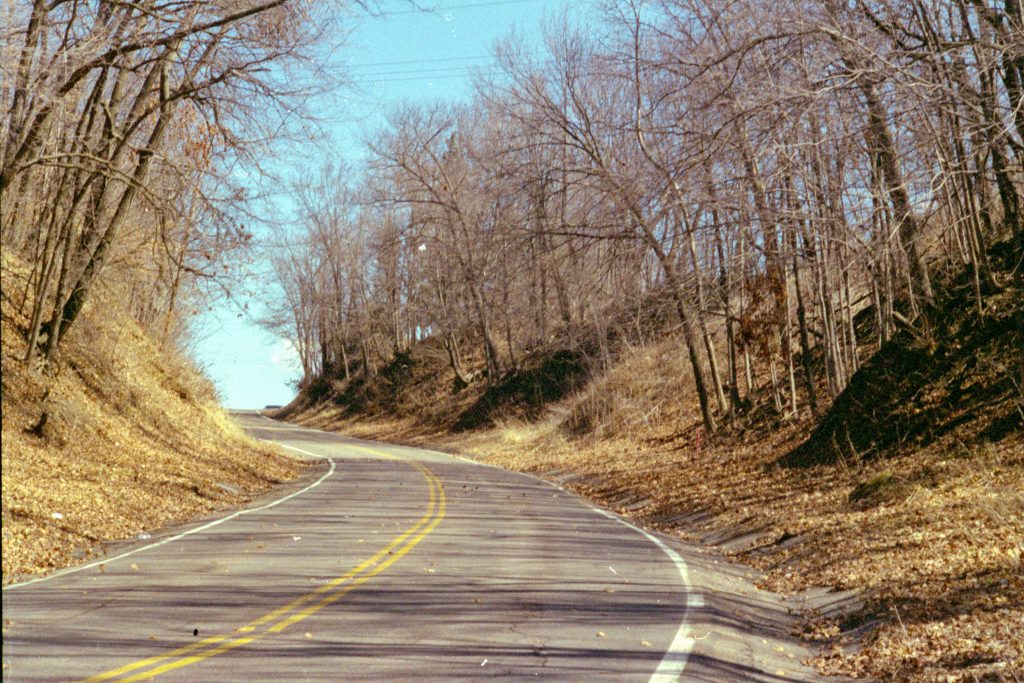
[286,373,1024,682]
[2,271,303,583]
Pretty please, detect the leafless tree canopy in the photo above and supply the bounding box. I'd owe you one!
[4,1,1018,432]
[1,0,340,359]
[267,0,1021,436]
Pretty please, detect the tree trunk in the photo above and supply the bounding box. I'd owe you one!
[472,285,503,380]
[45,46,180,348]
[858,74,935,309]
[643,230,717,435]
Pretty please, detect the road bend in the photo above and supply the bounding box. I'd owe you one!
[2,412,820,681]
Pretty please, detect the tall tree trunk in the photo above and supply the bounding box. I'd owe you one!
[790,225,819,417]
[857,73,935,309]
[44,44,181,350]
[685,224,727,414]
[472,285,503,381]
[709,177,742,413]
[642,228,717,435]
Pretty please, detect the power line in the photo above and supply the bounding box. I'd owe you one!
[371,0,546,18]
[349,54,493,69]
[354,62,501,78]
[347,55,545,82]
[359,68,506,84]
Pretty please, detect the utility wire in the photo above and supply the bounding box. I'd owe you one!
[358,69,506,84]
[349,54,494,69]
[354,63,503,78]
[371,0,546,18]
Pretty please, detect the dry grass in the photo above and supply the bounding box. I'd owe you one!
[1,259,303,583]
[564,340,698,438]
[285,328,1024,682]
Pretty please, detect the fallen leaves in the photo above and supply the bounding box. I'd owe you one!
[1,275,303,583]
[298,402,1023,682]
[158,274,1023,683]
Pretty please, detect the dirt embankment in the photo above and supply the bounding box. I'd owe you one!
[1,260,303,583]
[277,270,1023,682]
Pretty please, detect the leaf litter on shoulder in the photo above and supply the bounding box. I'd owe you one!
[2,262,304,583]
[282,344,1023,682]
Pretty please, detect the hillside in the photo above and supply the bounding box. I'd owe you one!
[1,258,303,583]
[277,257,1023,681]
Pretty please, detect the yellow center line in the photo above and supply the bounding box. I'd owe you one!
[81,637,229,683]
[240,467,439,632]
[116,637,258,683]
[81,447,445,682]
[268,472,446,633]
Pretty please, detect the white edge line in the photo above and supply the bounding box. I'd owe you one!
[591,506,698,682]
[2,428,335,592]
[254,414,697,682]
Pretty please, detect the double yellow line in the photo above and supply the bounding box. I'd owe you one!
[83,447,446,682]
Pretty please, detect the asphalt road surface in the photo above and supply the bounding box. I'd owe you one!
[2,413,825,681]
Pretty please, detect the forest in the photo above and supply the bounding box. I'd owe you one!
[2,1,1022,681]
[1,0,334,360]
[263,2,1023,679]
[265,0,1022,440]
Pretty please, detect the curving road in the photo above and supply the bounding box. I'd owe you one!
[2,413,824,681]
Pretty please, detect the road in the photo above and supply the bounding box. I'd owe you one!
[2,413,824,681]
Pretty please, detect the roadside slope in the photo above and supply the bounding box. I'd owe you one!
[1,259,302,583]
[277,264,1023,681]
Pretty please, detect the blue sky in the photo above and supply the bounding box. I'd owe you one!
[192,0,572,409]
